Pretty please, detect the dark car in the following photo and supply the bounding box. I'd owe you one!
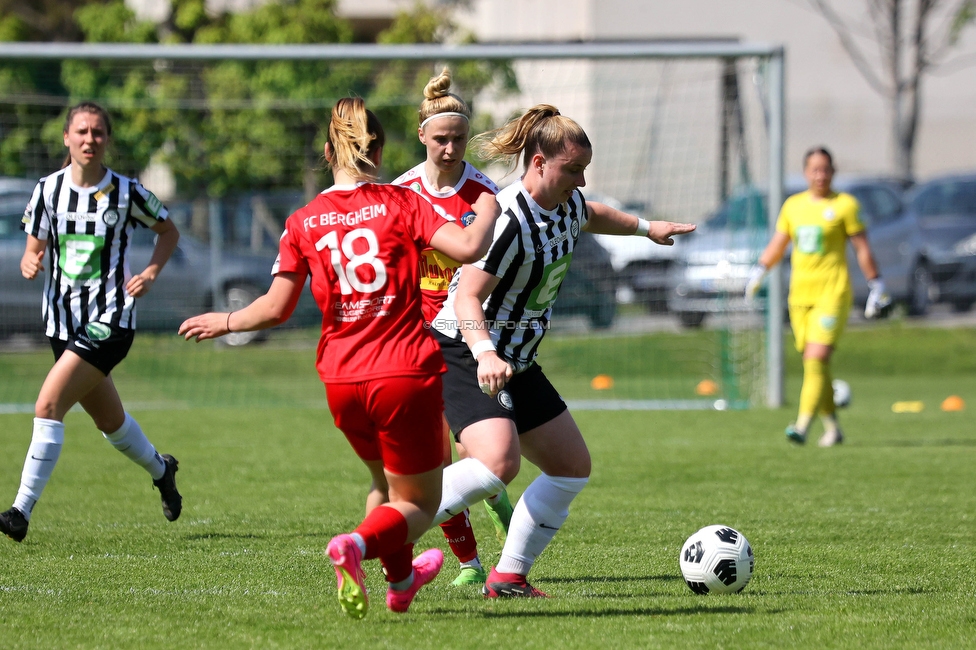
[550,230,617,329]
[0,180,318,344]
[906,173,976,312]
[668,176,921,327]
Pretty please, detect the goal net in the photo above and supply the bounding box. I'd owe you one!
[0,42,783,411]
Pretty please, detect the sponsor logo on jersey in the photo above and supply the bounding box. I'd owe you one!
[497,390,514,410]
[570,216,580,238]
[460,211,476,227]
[102,209,120,227]
[419,250,461,291]
[536,230,570,253]
[85,322,112,341]
[63,211,100,222]
[22,204,32,224]
[94,183,115,202]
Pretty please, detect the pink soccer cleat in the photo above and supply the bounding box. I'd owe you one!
[386,548,444,613]
[482,566,549,598]
[326,534,368,619]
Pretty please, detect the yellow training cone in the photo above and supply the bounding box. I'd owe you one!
[941,395,965,412]
[696,379,719,396]
[590,374,614,390]
[892,401,924,413]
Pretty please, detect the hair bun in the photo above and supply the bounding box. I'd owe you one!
[423,67,453,100]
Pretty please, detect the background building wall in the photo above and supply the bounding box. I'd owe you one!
[457,0,976,181]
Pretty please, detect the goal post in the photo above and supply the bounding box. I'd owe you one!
[0,40,785,410]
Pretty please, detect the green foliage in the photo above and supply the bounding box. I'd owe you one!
[0,0,516,197]
[74,1,156,44]
[950,0,976,45]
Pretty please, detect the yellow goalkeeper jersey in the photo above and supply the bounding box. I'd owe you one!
[775,190,864,306]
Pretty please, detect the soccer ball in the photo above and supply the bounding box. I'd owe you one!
[679,525,754,594]
[832,378,852,408]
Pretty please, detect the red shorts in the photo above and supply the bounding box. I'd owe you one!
[326,375,444,476]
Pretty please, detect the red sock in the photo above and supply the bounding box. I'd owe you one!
[353,505,409,560]
[439,509,478,563]
[380,543,414,584]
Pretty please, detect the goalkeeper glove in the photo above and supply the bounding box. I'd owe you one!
[864,277,892,319]
[744,263,767,303]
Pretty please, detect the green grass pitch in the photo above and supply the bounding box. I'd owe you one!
[1,323,975,648]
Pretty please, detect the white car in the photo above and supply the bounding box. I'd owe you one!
[589,193,680,312]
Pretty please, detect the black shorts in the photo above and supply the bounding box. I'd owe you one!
[50,322,134,376]
[434,330,567,440]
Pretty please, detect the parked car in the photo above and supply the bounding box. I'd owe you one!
[668,176,920,327]
[905,173,976,312]
[0,179,318,344]
[551,230,618,328]
[589,194,678,312]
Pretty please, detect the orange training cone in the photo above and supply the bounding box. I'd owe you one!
[941,395,965,412]
[696,379,719,396]
[590,374,614,390]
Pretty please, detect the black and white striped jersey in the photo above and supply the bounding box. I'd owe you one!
[434,180,588,371]
[21,167,169,339]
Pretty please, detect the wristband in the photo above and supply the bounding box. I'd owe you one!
[226,311,234,333]
[470,339,495,361]
[634,218,651,237]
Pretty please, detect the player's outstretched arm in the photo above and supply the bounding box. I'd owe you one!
[179,272,305,342]
[128,219,180,298]
[583,200,695,244]
[429,191,500,263]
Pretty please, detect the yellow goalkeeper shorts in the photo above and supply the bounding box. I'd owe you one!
[788,300,850,352]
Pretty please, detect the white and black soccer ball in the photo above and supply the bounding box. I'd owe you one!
[832,379,852,408]
[679,525,754,594]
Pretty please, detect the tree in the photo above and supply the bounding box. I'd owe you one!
[809,0,976,179]
[0,0,515,197]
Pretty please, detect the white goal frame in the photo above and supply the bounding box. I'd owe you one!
[0,40,786,407]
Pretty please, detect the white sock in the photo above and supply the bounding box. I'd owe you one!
[432,458,507,526]
[13,418,66,520]
[461,557,483,571]
[496,474,588,576]
[389,570,414,591]
[350,532,367,557]
[103,413,165,480]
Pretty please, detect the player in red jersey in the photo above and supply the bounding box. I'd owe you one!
[179,98,500,618]
[391,68,512,586]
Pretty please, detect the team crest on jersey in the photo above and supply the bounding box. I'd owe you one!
[570,216,580,238]
[410,182,422,193]
[497,390,514,411]
[102,209,120,227]
[823,208,835,221]
[460,211,476,227]
[85,322,112,341]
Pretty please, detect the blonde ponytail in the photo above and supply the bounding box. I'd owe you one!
[326,98,386,182]
[474,104,590,172]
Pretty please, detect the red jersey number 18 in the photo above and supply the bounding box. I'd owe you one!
[315,228,388,294]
